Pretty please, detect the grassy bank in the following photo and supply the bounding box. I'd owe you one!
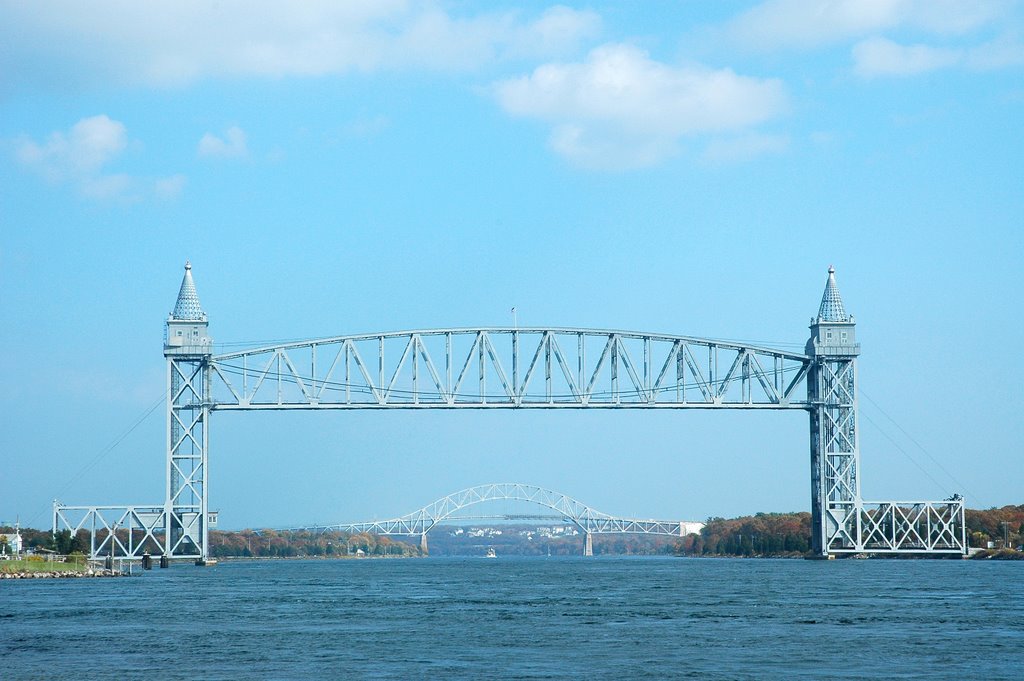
[1,557,90,574]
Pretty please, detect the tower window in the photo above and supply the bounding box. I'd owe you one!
[841,331,848,343]
[826,330,833,342]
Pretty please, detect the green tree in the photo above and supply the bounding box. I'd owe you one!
[51,529,74,554]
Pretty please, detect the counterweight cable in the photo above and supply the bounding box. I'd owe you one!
[28,389,168,529]
[859,387,977,502]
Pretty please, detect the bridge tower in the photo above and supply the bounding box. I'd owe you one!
[163,261,213,564]
[54,264,967,561]
[807,266,861,556]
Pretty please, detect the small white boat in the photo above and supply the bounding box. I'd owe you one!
[485,547,497,558]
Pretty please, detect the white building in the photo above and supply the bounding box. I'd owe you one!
[1,527,23,557]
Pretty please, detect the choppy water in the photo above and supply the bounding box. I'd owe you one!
[2,557,1021,680]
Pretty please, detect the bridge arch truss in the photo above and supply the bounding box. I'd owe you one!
[308,483,705,556]
[208,328,811,410]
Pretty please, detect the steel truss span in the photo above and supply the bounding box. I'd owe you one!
[855,501,966,553]
[300,482,704,556]
[52,505,166,560]
[52,264,969,562]
[208,329,812,410]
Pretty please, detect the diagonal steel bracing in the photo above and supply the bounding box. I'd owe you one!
[52,264,968,562]
[208,329,812,410]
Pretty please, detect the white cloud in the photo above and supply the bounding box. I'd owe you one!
[79,173,133,200]
[702,133,790,164]
[14,115,184,200]
[853,37,962,77]
[198,126,248,159]
[546,124,673,170]
[493,44,787,169]
[155,174,187,199]
[853,34,1024,77]
[16,114,127,181]
[1,2,602,89]
[724,0,1009,51]
[966,33,1024,69]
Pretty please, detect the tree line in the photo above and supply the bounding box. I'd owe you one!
[0,527,90,555]
[7,504,1021,559]
[672,512,812,557]
[670,504,1024,557]
[208,529,419,558]
[965,504,1023,550]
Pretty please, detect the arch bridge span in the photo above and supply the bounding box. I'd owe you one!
[306,483,706,556]
[208,328,811,409]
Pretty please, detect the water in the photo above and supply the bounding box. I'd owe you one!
[2,557,1021,680]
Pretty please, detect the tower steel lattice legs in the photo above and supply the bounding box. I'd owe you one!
[805,267,965,556]
[164,356,210,562]
[809,356,862,555]
[807,266,863,556]
[161,261,214,563]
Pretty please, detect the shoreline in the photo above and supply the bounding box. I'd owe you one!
[214,553,412,562]
[1,568,124,580]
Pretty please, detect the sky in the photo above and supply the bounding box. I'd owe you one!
[1,1,1022,530]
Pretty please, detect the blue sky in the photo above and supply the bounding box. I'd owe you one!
[1,1,1022,529]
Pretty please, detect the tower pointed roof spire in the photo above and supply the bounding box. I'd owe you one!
[817,265,849,322]
[172,260,205,320]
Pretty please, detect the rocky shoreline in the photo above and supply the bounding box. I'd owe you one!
[1,568,123,579]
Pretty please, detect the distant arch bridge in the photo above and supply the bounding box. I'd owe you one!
[292,483,705,556]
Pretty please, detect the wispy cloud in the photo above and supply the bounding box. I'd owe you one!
[711,1,1023,82]
[853,38,962,77]
[1,2,602,89]
[16,114,127,180]
[155,174,187,199]
[198,126,248,159]
[14,115,183,200]
[964,32,1024,69]
[722,0,1009,52]
[702,133,790,164]
[493,43,787,169]
[853,34,1024,77]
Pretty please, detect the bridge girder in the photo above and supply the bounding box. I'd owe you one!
[208,328,811,410]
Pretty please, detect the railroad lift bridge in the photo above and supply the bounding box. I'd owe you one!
[53,264,967,563]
